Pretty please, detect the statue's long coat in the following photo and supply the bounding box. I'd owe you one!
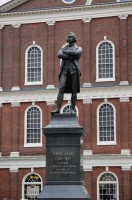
[58,44,82,94]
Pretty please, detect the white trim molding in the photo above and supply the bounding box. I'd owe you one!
[119,81,129,85]
[46,100,55,105]
[121,149,131,155]
[82,83,92,87]
[0,103,3,107]
[11,102,20,107]
[0,155,46,169]
[82,17,92,23]
[10,152,20,157]
[118,14,128,19]
[1,85,132,104]
[46,20,55,25]
[11,86,20,91]
[83,98,92,104]
[83,153,132,171]
[46,85,55,89]
[0,87,3,91]
[122,165,131,171]
[0,25,4,29]
[10,166,19,173]
[0,2,132,26]
[12,23,21,28]
[120,97,129,102]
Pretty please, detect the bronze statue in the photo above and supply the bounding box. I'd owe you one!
[52,32,82,113]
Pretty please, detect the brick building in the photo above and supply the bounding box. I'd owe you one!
[0,0,132,199]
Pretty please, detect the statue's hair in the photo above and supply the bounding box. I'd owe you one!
[66,32,77,42]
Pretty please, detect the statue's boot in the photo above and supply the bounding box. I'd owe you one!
[51,93,64,113]
[70,93,77,114]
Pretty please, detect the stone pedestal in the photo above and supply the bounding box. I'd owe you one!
[37,113,91,200]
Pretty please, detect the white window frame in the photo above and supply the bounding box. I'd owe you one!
[97,102,116,145]
[97,171,119,200]
[24,105,42,147]
[60,103,79,117]
[62,0,76,4]
[96,40,115,82]
[25,44,43,85]
[22,172,43,200]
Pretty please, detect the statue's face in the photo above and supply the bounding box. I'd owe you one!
[67,34,75,44]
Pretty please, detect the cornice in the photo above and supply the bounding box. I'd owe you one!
[0,154,131,171]
[0,0,28,12]
[0,155,46,169]
[0,85,132,104]
[83,153,132,171]
[0,2,132,26]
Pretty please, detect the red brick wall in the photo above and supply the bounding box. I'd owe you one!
[1,16,132,89]
[0,169,11,199]
[20,23,48,89]
[0,1,132,200]
[90,17,120,84]
[0,168,46,200]
[1,104,12,156]
[92,0,115,4]
[2,26,13,90]
[1,98,132,156]
[128,15,132,82]
[11,0,86,11]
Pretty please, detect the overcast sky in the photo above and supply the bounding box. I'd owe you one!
[0,0,11,6]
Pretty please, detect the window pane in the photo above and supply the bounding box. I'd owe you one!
[99,104,115,142]
[26,107,41,144]
[27,46,42,83]
[98,42,114,79]
[99,173,118,200]
[24,174,42,199]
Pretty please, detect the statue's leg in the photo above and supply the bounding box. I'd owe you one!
[71,72,78,113]
[51,74,67,113]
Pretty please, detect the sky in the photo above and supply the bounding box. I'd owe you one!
[0,0,11,6]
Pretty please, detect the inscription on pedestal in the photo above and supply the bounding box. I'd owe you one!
[47,147,80,182]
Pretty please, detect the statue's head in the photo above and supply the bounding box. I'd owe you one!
[66,32,77,43]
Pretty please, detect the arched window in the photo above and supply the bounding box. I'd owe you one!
[25,106,42,147]
[97,103,116,145]
[22,173,43,200]
[61,104,78,116]
[96,40,115,82]
[25,45,43,85]
[97,172,119,200]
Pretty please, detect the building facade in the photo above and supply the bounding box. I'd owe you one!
[0,0,132,199]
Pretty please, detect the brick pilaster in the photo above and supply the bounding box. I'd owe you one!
[0,104,2,153]
[122,170,131,200]
[84,170,93,199]
[0,26,4,91]
[10,168,19,200]
[46,21,55,87]
[11,102,20,153]
[12,24,21,90]
[82,18,92,87]
[119,15,128,84]
[120,98,129,149]
[83,99,92,149]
